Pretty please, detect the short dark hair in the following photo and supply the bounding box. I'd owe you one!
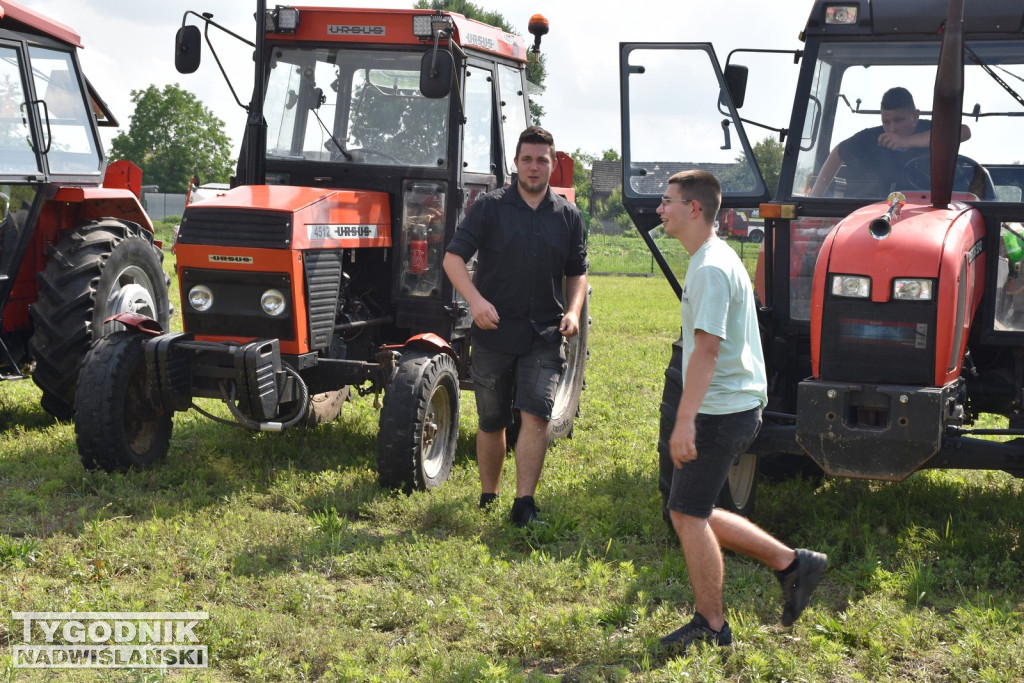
[881,87,916,111]
[515,126,556,161]
[667,170,722,221]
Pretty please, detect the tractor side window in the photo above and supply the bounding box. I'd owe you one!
[28,47,101,175]
[0,46,39,174]
[462,66,494,175]
[497,64,528,177]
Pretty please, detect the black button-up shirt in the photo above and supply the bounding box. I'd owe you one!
[446,181,588,354]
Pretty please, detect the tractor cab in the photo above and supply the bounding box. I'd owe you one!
[621,0,1024,512]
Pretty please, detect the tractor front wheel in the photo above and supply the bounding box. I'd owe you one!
[75,331,172,472]
[377,351,459,491]
[30,219,170,420]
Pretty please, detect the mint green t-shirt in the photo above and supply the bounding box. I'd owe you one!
[680,238,768,414]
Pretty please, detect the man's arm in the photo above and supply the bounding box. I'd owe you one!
[809,147,844,197]
[558,274,588,337]
[443,252,500,330]
[669,330,720,466]
[878,123,972,151]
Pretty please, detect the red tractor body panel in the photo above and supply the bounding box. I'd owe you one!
[809,198,986,387]
[274,6,528,62]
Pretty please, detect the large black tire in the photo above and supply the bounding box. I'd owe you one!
[29,219,171,420]
[548,288,591,440]
[658,340,759,520]
[377,351,459,491]
[75,331,172,472]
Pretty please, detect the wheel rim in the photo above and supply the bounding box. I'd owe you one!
[552,336,580,419]
[728,453,758,510]
[103,265,158,334]
[420,382,453,480]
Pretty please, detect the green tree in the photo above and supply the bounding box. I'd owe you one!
[752,136,784,197]
[413,0,547,123]
[108,84,232,194]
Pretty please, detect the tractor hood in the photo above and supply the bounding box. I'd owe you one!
[181,185,392,249]
[821,197,978,297]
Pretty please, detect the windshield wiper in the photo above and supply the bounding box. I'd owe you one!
[966,46,1024,111]
[310,87,352,161]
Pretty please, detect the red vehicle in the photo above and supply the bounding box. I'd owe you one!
[621,0,1024,515]
[718,208,763,243]
[74,2,588,491]
[0,1,169,419]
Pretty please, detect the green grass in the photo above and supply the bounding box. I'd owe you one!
[2,272,1024,681]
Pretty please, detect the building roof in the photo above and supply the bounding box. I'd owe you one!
[591,160,622,194]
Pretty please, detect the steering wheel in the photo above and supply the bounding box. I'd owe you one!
[901,154,996,199]
[348,148,403,165]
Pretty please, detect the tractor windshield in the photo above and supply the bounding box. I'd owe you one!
[264,47,450,168]
[794,39,1024,202]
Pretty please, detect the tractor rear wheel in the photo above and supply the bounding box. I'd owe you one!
[377,351,459,491]
[75,331,172,472]
[29,219,171,420]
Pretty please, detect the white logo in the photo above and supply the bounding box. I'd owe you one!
[12,612,209,669]
[307,224,378,240]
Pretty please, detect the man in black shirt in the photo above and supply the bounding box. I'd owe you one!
[810,87,971,197]
[444,126,588,527]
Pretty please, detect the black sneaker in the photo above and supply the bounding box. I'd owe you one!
[479,493,498,510]
[509,496,540,527]
[659,612,732,653]
[776,548,828,626]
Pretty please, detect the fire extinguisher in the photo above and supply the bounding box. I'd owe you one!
[409,223,428,274]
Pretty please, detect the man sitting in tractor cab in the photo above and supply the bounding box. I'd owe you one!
[810,87,971,197]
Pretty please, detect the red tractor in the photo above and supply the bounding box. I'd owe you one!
[73,2,588,491]
[0,1,169,420]
[621,0,1024,516]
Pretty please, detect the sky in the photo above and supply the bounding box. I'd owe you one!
[21,0,807,160]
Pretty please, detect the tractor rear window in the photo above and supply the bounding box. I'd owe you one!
[264,47,449,168]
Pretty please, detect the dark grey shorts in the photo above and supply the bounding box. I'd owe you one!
[470,338,566,432]
[667,407,762,519]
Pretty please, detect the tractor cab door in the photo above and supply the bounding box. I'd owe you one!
[619,43,770,297]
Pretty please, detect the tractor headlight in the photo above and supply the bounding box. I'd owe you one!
[188,285,214,312]
[260,289,287,316]
[831,275,871,299]
[893,278,933,301]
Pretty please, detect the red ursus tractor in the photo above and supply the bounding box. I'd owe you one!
[0,1,169,420]
[74,2,588,492]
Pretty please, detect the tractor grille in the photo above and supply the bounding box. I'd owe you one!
[178,209,293,249]
[181,268,294,341]
[819,299,937,385]
[304,250,344,351]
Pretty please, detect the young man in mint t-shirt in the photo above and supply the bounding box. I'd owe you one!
[655,170,828,653]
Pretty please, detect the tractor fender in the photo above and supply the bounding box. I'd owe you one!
[105,312,164,337]
[382,333,457,362]
[52,186,153,232]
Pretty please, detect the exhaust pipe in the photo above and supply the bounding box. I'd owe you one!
[931,0,965,208]
[869,192,906,240]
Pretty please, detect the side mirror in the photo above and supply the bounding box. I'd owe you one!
[175,25,202,74]
[420,50,453,99]
[723,64,749,109]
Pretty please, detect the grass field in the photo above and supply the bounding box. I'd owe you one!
[1,236,1023,681]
